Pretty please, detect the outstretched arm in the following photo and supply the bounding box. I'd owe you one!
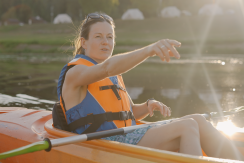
[66,39,181,88]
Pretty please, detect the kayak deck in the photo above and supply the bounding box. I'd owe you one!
[0,107,244,163]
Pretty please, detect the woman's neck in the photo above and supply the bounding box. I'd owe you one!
[84,54,105,64]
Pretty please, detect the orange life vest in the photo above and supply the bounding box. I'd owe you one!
[56,54,136,134]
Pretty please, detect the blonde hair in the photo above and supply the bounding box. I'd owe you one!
[72,13,115,57]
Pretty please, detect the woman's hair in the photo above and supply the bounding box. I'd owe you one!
[72,13,115,57]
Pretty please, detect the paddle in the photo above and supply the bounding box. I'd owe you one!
[0,108,243,160]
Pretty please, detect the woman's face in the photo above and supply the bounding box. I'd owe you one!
[82,21,115,63]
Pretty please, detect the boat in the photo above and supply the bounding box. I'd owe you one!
[0,107,244,163]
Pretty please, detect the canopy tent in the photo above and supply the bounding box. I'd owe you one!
[161,6,181,18]
[198,4,223,16]
[121,9,144,20]
[53,14,72,24]
[28,16,46,25]
[226,9,235,15]
[182,10,192,16]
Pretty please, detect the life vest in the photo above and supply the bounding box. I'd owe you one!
[53,54,136,134]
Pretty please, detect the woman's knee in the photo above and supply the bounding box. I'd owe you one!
[180,118,200,136]
[186,114,208,125]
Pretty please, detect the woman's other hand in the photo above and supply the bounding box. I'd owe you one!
[146,39,181,62]
[147,99,171,117]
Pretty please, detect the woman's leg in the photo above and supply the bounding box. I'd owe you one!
[137,118,203,156]
[178,114,244,160]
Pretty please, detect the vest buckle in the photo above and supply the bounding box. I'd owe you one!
[119,111,129,120]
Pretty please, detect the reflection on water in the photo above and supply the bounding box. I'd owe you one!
[1,55,244,121]
[0,93,55,110]
[161,89,189,99]
[216,120,238,136]
[198,91,222,104]
[126,87,144,100]
[148,57,243,65]
[161,89,223,104]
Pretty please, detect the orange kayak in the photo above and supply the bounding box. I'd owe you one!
[0,107,244,163]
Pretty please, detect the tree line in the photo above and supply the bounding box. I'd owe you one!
[0,0,239,23]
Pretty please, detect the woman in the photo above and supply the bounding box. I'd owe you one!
[55,13,243,160]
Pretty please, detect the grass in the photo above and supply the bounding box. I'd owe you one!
[1,15,244,55]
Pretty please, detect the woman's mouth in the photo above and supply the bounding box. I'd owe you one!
[101,48,109,51]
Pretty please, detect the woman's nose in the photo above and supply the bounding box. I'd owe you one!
[101,38,108,44]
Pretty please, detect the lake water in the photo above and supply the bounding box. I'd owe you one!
[1,54,244,122]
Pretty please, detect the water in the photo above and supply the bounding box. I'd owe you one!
[1,54,244,122]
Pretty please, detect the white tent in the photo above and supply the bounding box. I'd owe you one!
[226,9,235,15]
[161,6,181,18]
[182,10,192,16]
[121,9,144,20]
[53,14,72,24]
[198,4,223,16]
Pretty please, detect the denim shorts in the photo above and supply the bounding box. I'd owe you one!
[102,121,170,145]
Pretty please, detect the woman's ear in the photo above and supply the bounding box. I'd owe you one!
[80,37,87,49]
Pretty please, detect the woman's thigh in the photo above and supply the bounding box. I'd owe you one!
[137,118,198,151]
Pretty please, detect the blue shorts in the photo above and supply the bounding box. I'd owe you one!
[102,121,170,145]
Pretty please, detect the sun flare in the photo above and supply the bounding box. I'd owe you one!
[216,120,237,136]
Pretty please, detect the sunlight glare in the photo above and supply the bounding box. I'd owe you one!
[216,120,237,136]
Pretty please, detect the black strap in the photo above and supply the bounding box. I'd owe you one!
[52,102,69,131]
[100,84,126,100]
[68,111,135,133]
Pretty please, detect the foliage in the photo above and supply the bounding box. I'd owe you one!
[78,0,119,16]
[1,6,17,21]
[130,0,161,17]
[1,4,32,23]
[15,4,32,23]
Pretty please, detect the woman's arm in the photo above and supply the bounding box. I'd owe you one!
[66,39,181,88]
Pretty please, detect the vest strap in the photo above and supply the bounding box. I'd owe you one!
[68,111,135,133]
[99,84,126,100]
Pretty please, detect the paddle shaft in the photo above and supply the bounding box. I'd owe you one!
[52,113,210,147]
[51,119,173,147]
[51,113,210,147]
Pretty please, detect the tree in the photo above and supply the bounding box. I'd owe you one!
[130,0,161,18]
[15,4,32,23]
[78,0,119,16]
[1,4,32,23]
[1,6,17,21]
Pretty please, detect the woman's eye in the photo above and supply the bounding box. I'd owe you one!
[108,36,113,39]
[96,36,101,38]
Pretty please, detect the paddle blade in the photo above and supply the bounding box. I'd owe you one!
[0,140,49,160]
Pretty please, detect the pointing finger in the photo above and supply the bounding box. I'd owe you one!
[167,39,181,47]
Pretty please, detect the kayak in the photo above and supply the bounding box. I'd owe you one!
[0,107,244,163]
